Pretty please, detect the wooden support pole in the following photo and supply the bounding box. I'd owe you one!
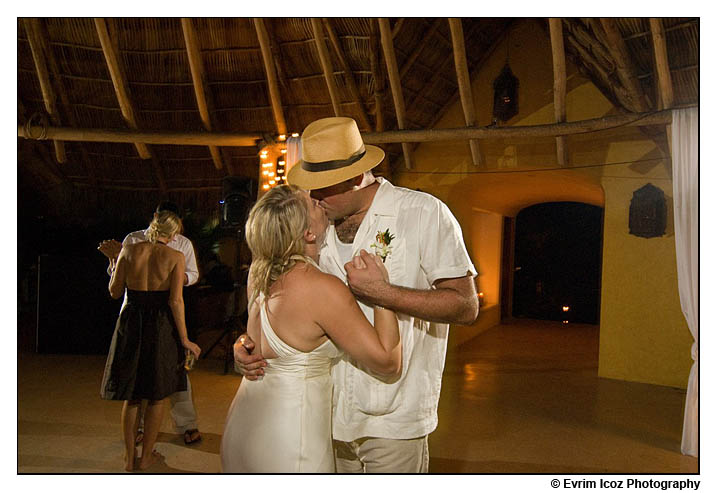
[650,18,674,110]
[94,18,152,161]
[18,109,678,147]
[378,18,412,169]
[311,18,342,117]
[549,18,568,167]
[181,18,223,170]
[322,18,372,130]
[448,18,482,167]
[23,18,66,164]
[600,18,651,112]
[254,18,287,136]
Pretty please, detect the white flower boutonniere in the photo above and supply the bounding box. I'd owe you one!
[370,228,396,263]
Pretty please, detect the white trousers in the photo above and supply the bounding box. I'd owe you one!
[334,435,429,473]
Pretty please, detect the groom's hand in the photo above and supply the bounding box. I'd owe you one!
[233,333,266,380]
[345,249,390,305]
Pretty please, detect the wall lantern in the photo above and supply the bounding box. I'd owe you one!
[629,183,667,238]
[492,63,519,122]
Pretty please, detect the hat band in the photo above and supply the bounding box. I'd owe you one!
[301,147,366,173]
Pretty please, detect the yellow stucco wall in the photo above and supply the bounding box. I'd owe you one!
[393,19,693,388]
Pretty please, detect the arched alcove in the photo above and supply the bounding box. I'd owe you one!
[511,202,603,324]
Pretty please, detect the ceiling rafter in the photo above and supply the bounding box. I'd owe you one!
[600,18,651,113]
[399,18,442,80]
[23,18,67,164]
[448,18,482,167]
[181,18,225,171]
[311,18,342,117]
[94,19,152,161]
[650,18,674,110]
[378,18,412,169]
[322,18,373,131]
[254,18,287,137]
[32,18,100,191]
[549,18,568,167]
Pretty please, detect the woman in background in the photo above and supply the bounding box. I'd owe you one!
[101,211,201,471]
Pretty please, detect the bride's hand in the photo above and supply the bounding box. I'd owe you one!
[183,340,201,359]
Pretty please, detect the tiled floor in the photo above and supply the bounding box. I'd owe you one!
[16,320,697,474]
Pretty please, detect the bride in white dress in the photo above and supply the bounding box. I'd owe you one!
[221,185,400,473]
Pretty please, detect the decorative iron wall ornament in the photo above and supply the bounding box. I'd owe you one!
[629,183,667,238]
[492,63,519,122]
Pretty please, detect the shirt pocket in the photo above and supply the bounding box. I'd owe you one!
[384,237,406,286]
[350,366,404,416]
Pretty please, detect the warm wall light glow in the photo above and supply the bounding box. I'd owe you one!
[262,163,273,168]
[279,160,285,165]
[562,306,570,312]
[280,148,287,154]
[262,184,270,190]
[268,171,275,177]
[278,134,286,141]
[277,168,285,174]
[291,132,299,137]
[269,180,276,185]
[562,320,569,324]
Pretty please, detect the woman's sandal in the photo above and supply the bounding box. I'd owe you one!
[184,428,202,444]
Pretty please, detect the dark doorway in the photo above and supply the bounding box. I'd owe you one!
[512,202,603,324]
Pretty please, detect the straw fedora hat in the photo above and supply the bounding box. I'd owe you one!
[287,117,385,190]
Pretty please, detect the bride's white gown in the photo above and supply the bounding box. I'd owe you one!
[221,293,342,473]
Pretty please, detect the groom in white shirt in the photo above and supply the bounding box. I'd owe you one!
[235,117,478,473]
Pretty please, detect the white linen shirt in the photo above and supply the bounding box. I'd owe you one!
[109,230,199,287]
[321,178,477,441]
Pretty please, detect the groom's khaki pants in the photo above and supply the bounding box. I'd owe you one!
[333,436,429,473]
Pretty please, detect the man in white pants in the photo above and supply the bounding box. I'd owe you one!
[99,201,202,445]
[234,117,479,472]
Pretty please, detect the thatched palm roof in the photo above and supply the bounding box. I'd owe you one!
[17,18,698,226]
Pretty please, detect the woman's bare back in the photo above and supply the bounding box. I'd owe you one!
[121,242,182,291]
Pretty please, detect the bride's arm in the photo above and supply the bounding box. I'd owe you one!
[313,254,401,377]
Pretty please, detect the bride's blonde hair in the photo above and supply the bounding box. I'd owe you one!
[245,184,312,306]
[146,210,182,243]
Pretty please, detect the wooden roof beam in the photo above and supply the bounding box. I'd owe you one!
[254,18,287,137]
[600,18,651,113]
[181,18,224,171]
[23,18,66,164]
[368,20,391,179]
[94,18,152,162]
[392,18,405,39]
[423,19,513,137]
[378,18,412,169]
[448,18,483,167]
[28,18,100,192]
[650,18,674,110]
[18,109,681,147]
[549,18,568,167]
[311,18,342,117]
[322,18,373,130]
